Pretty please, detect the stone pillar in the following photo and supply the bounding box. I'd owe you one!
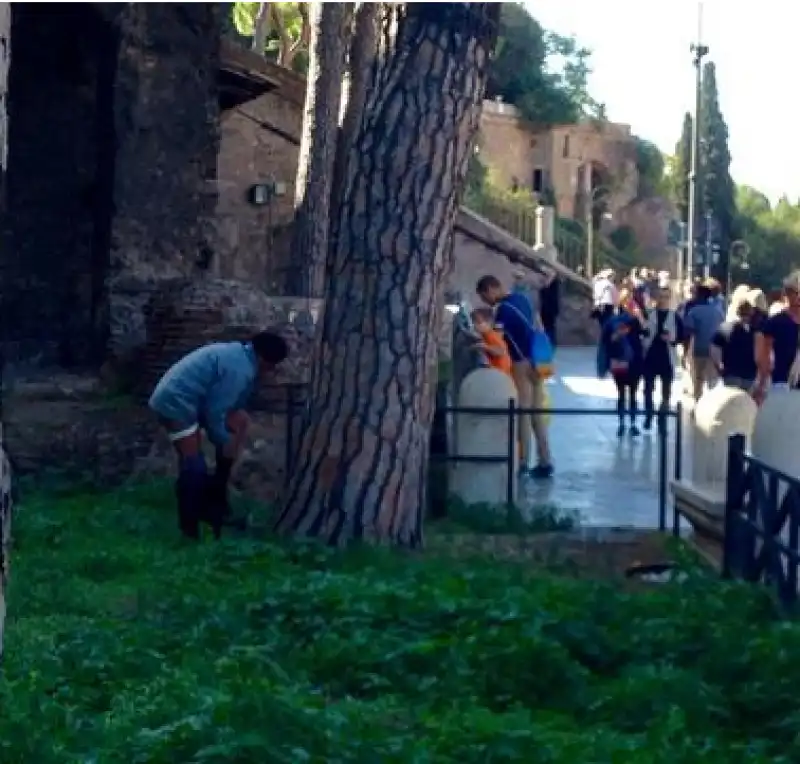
[671,385,756,524]
[751,391,800,565]
[534,205,557,263]
[107,3,223,362]
[451,367,518,507]
[535,205,555,249]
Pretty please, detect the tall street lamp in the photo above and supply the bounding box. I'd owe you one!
[726,240,750,300]
[585,184,612,279]
[687,4,709,281]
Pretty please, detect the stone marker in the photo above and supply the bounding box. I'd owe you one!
[671,384,757,526]
[451,367,518,507]
[751,390,800,573]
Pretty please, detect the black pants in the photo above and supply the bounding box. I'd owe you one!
[593,304,614,329]
[542,317,557,352]
[613,373,640,423]
[643,367,674,423]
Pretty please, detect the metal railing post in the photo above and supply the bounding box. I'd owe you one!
[722,433,746,579]
[672,400,683,536]
[506,397,516,506]
[657,408,668,531]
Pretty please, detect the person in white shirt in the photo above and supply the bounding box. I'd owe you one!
[592,269,617,328]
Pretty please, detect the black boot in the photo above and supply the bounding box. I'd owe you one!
[175,473,200,540]
[209,453,247,532]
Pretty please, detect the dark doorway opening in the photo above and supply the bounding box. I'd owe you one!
[3,4,118,369]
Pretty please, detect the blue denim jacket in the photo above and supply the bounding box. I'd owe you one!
[148,342,258,446]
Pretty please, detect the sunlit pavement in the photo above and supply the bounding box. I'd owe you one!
[520,346,693,529]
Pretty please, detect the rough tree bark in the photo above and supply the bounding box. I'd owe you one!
[287,1,348,297]
[276,3,499,547]
[329,2,379,218]
[252,2,270,53]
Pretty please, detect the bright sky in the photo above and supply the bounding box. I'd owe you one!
[527,0,800,204]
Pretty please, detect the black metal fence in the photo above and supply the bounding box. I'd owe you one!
[722,433,800,608]
[434,400,684,530]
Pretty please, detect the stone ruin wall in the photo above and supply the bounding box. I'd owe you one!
[0,8,314,504]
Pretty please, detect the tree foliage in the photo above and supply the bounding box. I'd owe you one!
[633,137,666,198]
[670,112,692,223]
[232,2,310,71]
[486,2,597,124]
[736,186,800,290]
[699,61,738,277]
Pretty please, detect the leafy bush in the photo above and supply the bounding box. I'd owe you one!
[2,481,800,762]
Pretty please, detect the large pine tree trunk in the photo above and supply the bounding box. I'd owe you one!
[276,3,499,547]
[287,2,348,297]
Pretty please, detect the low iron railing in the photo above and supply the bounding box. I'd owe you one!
[433,401,683,530]
[722,433,800,608]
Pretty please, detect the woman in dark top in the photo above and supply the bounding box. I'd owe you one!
[710,295,758,391]
[603,291,645,436]
[754,272,800,403]
[642,288,677,430]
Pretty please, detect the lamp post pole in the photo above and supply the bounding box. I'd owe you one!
[585,184,609,279]
[726,240,750,300]
[687,4,709,281]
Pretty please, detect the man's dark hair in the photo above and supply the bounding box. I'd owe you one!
[251,331,289,363]
[695,284,712,301]
[476,275,501,293]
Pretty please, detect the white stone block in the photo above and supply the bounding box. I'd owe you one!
[451,368,518,507]
[750,390,800,582]
[692,384,757,496]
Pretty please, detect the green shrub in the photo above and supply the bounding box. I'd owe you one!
[1,480,799,762]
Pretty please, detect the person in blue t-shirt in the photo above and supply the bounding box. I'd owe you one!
[149,332,289,538]
[476,274,553,479]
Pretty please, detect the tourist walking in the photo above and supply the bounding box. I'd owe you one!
[754,271,800,403]
[148,332,289,538]
[642,288,677,431]
[683,282,724,401]
[592,269,617,328]
[710,290,759,392]
[602,290,645,436]
[476,274,554,479]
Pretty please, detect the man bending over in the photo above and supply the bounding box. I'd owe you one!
[149,331,289,539]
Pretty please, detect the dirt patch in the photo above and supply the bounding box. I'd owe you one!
[427,528,679,583]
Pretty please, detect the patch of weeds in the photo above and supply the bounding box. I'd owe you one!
[0,480,798,763]
[431,495,576,535]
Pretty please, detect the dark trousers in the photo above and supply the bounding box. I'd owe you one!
[593,304,614,329]
[643,366,674,423]
[613,372,640,423]
[542,317,557,352]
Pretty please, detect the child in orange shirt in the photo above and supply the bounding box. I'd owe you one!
[471,308,512,376]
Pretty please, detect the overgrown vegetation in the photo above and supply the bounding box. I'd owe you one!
[3,481,800,761]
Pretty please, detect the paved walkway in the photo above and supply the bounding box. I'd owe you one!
[521,346,691,529]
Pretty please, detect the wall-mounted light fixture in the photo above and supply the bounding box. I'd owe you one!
[248,178,288,206]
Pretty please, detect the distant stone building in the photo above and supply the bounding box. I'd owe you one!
[477,98,639,222]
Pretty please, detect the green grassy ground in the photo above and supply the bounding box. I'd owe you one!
[1,481,798,762]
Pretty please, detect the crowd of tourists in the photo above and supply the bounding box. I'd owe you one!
[142,254,800,539]
[592,266,800,436]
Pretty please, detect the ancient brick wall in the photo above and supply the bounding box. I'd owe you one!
[2,5,118,367]
[107,3,223,362]
[215,75,304,293]
[0,4,225,368]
